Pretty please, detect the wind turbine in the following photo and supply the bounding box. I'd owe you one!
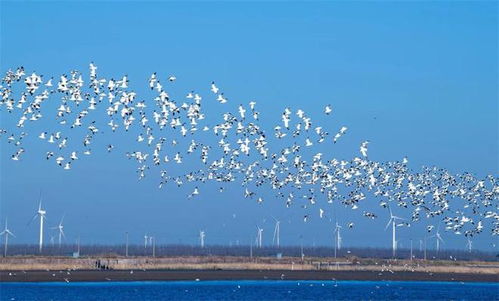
[0,219,15,257]
[29,197,47,253]
[466,237,472,253]
[199,230,205,248]
[385,206,404,258]
[50,215,65,248]
[272,217,280,248]
[431,225,445,254]
[256,226,263,248]
[334,222,342,258]
[144,234,148,248]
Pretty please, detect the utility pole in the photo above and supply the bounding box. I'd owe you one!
[334,229,337,259]
[424,237,427,261]
[125,232,129,257]
[300,235,304,261]
[410,239,413,261]
[250,238,253,259]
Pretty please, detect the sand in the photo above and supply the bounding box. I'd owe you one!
[1,256,497,283]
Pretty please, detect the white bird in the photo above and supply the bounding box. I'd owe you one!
[56,156,64,165]
[189,187,200,198]
[324,105,332,115]
[210,81,219,94]
[360,141,369,157]
[333,126,348,143]
[217,93,227,104]
[11,148,24,161]
[149,73,157,89]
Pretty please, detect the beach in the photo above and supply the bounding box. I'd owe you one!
[1,256,497,283]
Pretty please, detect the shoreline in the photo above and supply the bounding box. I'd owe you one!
[1,269,498,283]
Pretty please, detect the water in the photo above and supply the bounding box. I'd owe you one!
[1,280,497,300]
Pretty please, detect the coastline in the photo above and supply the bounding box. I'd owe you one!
[1,269,498,283]
[1,256,498,283]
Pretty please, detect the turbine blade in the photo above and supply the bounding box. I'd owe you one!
[27,213,38,226]
[385,218,392,231]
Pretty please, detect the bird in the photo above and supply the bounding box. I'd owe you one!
[324,105,332,115]
[360,141,369,157]
[1,62,496,246]
[210,82,219,94]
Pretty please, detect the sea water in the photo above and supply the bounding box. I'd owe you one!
[1,280,497,300]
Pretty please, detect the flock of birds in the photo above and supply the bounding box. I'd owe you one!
[0,64,498,245]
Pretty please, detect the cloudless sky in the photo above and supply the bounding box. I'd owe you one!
[0,1,497,251]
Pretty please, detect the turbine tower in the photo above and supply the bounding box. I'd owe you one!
[334,222,342,258]
[51,215,65,248]
[256,226,263,248]
[30,199,47,253]
[199,230,205,248]
[432,225,445,254]
[0,219,15,257]
[385,206,404,258]
[466,237,472,253]
[144,234,148,248]
[272,217,280,248]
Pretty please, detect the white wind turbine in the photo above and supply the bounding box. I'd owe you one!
[272,217,280,248]
[466,237,472,253]
[385,206,405,258]
[199,230,206,248]
[334,222,342,258]
[29,197,47,253]
[431,225,445,254]
[144,234,149,248]
[0,219,15,257]
[51,215,65,248]
[256,226,263,248]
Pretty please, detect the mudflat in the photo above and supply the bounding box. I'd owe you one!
[1,269,498,283]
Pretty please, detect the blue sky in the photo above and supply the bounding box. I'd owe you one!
[0,1,497,251]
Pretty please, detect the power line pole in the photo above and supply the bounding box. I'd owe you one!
[424,237,427,261]
[410,239,413,261]
[250,238,253,259]
[152,237,155,257]
[300,235,304,261]
[125,232,129,257]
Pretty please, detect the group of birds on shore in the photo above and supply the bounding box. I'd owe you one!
[0,64,497,242]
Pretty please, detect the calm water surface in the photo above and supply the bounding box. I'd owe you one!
[1,280,497,300]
